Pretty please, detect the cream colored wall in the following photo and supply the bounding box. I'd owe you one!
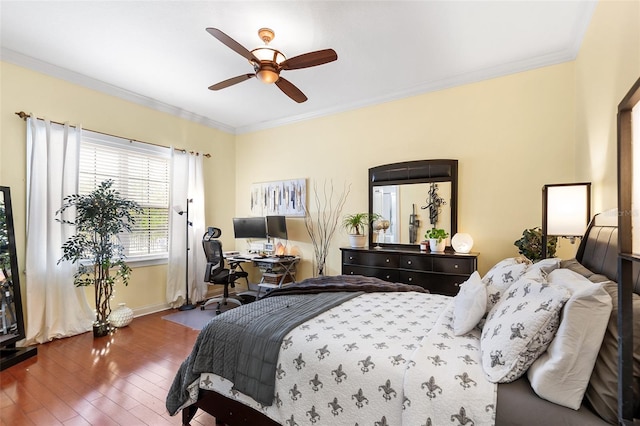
[575,0,640,213]
[0,62,236,317]
[236,63,577,275]
[2,0,635,322]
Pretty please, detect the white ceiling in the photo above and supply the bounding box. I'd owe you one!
[1,1,596,134]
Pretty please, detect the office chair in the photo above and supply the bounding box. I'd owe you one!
[201,227,249,314]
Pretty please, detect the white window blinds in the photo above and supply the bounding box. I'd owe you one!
[79,131,170,261]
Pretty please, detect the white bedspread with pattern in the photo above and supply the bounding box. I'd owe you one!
[199,292,497,425]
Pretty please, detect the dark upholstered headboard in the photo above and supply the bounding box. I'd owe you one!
[576,210,640,292]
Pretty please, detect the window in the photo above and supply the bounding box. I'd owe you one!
[79,131,170,263]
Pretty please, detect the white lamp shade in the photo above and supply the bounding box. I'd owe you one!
[451,233,474,253]
[546,184,590,236]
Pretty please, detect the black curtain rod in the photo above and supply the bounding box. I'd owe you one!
[14,111,211,158]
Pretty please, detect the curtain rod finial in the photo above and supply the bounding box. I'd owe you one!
[15,111,30,120]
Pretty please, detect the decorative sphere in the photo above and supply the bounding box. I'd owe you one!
[451,233,474,253]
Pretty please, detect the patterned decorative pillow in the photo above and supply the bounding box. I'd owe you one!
[527,258,561,275]
[480,277,569,383]
[482,258,530,312]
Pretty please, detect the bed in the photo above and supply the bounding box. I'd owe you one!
[166,210,640,426]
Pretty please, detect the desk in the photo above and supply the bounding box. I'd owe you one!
[225,255,300,298]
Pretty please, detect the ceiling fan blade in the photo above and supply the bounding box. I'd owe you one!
[208,74,255,91]
[275,77,308,103]
[206,27,260,64]
[280,49,338,70]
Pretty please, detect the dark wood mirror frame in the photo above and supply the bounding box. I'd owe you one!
[0,186,37,370]
[368,159,458,249]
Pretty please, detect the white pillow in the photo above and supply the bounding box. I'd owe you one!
[482,258,529,312]
[527,268,613,409]
[453,271,486,336]
[527,258,561,275]
[481,277,569,383]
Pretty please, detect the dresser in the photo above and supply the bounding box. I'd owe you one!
[340,247,478,296]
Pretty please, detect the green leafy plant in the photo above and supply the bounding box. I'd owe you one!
[425,228,449,243]
[514,227,557,261]
[57,180,142,337]
[342,212,381,235]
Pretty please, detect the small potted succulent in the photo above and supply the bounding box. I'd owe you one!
[426,228,449,252]
[342,212,381,248]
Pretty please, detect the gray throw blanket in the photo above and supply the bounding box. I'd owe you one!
[166,275,428,415]
[166,291,360,414]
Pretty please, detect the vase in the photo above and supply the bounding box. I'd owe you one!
[109,302,134,328]
[429,238,446,253]
[348,234,366,248]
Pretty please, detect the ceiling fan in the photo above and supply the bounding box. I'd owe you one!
[206,27,338,103]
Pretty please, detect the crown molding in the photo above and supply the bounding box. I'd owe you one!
[3,0,593,138]
[236,47,580,134]
[1,48,236,135]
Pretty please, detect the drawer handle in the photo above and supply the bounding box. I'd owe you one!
[386,258,390,263]
[454,264,459,269]
[349,271,354,275]
[386,275,391,279]
[349,256,354,260]
[407,260,412,265]
[408,277,413,282]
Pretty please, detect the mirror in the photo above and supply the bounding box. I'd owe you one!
[1,186,35,370]
[368,160,458,248]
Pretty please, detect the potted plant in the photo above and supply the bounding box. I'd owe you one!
[426,228,449,252]
[514,227,557,261]
[57,180,141,337]
[342,212,381,248]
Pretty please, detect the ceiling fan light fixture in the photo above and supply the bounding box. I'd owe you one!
[251,46,286,63]
[256,67,280,84]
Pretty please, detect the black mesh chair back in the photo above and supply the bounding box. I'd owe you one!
[203,238,227,283]
[201,227,248,314]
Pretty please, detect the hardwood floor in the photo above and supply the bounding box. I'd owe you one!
[0,310,219,426]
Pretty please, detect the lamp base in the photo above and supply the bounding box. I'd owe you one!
[179,303,197,311]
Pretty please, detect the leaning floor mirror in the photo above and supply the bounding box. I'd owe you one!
[0,186,36,370]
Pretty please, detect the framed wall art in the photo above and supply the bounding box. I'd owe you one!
[250,178,306,217]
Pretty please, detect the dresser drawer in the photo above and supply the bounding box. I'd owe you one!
[432,257,474,275]
[428,274,468,297]
[398,270,431,288]
[400,255,432,271]
[343,251,399,268]
[343,264,399,282]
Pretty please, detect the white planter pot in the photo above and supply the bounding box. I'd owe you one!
[429,238,446,252]
[348,234,367,248]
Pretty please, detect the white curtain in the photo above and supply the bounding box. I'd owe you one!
[24,117,94,344]
[166,150,206,308]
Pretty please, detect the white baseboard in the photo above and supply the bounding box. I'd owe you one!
[132,303,172,317]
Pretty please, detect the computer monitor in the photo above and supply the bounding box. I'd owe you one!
[232,217,267,239]
[266,215,288,240]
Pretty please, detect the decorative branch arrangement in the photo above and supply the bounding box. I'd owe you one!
[303,180,351,276]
